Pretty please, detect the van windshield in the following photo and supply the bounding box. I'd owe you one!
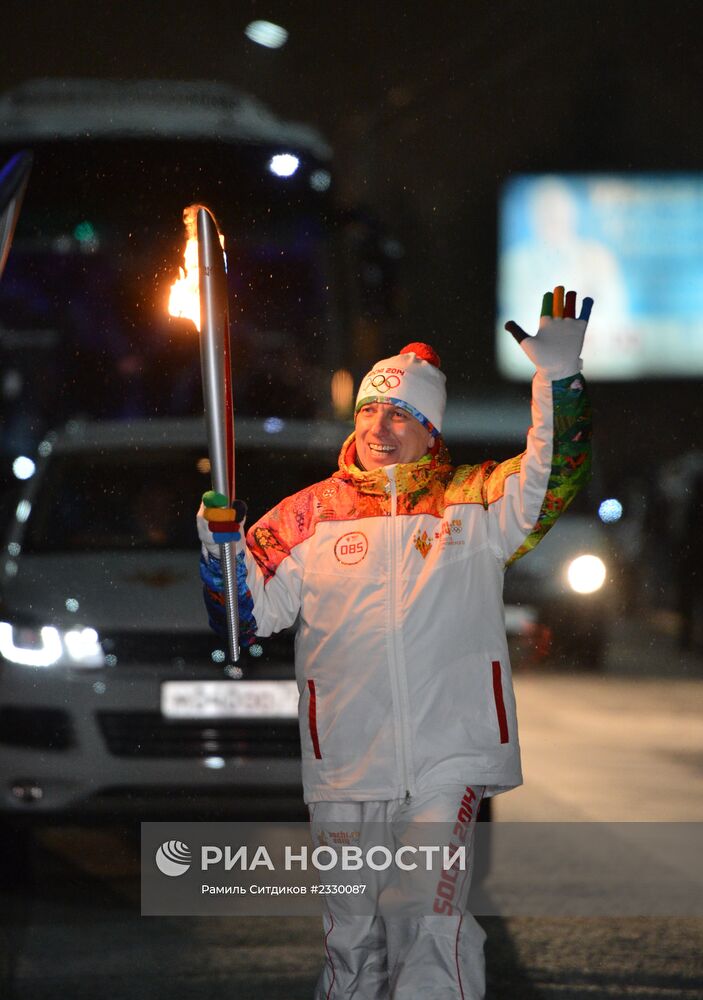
[21,443,338,554]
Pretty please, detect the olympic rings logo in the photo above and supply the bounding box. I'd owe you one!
[364,373,401,393]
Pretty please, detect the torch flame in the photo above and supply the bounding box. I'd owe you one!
[168,204,225,332]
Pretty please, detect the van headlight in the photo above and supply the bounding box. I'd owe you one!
[0,622,105,668]
[566,555,606,595]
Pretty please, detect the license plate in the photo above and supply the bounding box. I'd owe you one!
[161,680,299,719]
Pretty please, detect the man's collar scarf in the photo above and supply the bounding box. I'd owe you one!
[335,431,453,496]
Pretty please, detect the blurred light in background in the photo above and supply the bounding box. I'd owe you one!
[204,756,226,770]
[310,169,332,192]
[567,554,607,594]
[73,220,99,254]
[244,20,288,49]
[53,235,73,254]
[331,369,354,419]
[196,456,211,475]
[73,221,99,253]
[2,370,22,400]
[74,220,95,242]
[268,153,299,178]
[65,598,80,613]
[598,498,623,523]
[263,417,285,434]
[64,627,103,666]
[15,499,31,523]
[382,238,404,259]
[12,456,35,480]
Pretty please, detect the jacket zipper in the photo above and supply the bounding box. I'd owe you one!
[386,469,413,798]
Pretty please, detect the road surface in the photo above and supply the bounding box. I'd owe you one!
[1,665,702,998]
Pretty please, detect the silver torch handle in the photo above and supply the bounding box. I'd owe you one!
[197,207,241,673]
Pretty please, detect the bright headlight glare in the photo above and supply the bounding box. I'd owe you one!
[0,622,62,667]
[566,555,606,594]
[0,621,105,667]
[12,456,35,480]
[64,628,103,666]
[269,153,299,178]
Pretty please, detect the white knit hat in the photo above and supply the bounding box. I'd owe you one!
[355,343,447,434]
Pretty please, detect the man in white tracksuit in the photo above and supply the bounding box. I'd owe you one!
[198,286,593,998]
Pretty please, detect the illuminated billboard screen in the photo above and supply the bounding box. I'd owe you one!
[496,174,703,379]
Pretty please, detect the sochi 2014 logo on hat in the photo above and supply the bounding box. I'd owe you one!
[362,369,402,394]
[155,840,192,876]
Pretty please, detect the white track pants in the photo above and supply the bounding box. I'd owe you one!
[309,784,486,1000]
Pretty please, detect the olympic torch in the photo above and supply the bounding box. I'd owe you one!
[169,205,241,676]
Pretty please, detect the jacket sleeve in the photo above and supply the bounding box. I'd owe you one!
[200,547,259,646]
[199,492,310,642]
[482,370,592,565]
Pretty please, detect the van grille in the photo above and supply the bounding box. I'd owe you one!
[97,711,300,758]
[98,631,295,667]
[0,706,74,750]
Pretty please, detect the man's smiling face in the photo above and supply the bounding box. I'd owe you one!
[354,402,434,470]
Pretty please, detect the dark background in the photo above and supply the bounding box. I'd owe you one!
[1,13,703,998]
[3,0,703,475]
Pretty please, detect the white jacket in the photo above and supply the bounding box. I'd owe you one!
[200,370,591,802]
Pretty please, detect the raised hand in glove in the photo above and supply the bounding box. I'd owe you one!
[197,490,248,553]
[505,286,593,380]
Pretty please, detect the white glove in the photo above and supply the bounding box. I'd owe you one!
[505,286,593,380]
[197,494,247,559]
[197,503,220,558]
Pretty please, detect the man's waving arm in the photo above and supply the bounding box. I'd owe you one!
[484,286,593,565]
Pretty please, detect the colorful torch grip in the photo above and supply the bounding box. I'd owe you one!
[197,207,240,671]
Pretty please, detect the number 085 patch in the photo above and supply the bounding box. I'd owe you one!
[334,531,368,565]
